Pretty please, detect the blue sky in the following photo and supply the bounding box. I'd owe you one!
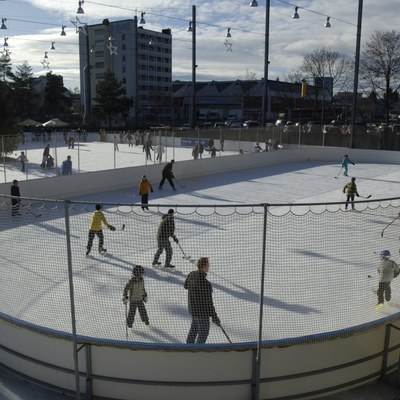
[1,0,399,91]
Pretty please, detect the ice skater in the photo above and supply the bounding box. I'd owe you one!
[152,209,179,269]
[159,159,176,190]
[341,154,355,176]
[343,177,359,210]
[61,155,72,175]
[139,175,153,210]
[184,257,221,344]
[123,265,149,328]
[86,204,115,255]
[375,250,399,309]
[11,180,21,216]
[16,151,28,172]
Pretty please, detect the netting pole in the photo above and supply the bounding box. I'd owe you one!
[64,200,81,399]
[2,136,6,183]
[253,203,268,400]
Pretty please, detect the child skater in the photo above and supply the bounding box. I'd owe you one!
[123,265,149,328]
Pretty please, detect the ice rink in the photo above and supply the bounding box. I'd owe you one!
[1,139,400,346]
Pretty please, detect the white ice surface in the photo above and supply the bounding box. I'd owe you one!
[1,140,400,346]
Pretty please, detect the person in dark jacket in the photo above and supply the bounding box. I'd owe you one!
[122,265,149,327]
[152,209,178,268]
[184,257,220,344]
[159,159,176,190]
[11,180,21,216]
[343,177,359,210]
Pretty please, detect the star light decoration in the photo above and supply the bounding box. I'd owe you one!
[0,48,11,62]
[107,35,118,56]
[71,16,87,35]
[41,59,50,69]
[224,39,233,52]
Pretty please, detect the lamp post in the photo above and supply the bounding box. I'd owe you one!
[250,0,270,127]
[190,5,196,129]
[350,0,363,148]
[81,25,91,127]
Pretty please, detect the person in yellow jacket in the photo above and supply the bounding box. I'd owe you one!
[343,177,359,210]
[86,204,115,255]
[139,175,153,211]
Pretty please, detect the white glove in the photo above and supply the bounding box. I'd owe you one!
[122,297,128,305]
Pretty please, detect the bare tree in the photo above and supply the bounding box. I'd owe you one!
[360,30,400,123]
[244,69,257,80]
[301,48,353,95]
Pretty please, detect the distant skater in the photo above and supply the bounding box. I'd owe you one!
[159,159,176,190]
[343,177,359,210]
[61,155,72,175]
[139,175,153,210]
[16,151,28,172]
[341,154,355,176]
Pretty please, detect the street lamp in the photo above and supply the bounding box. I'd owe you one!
[250,0,270,127]
[350,0,363,148]
[188,5,197,129]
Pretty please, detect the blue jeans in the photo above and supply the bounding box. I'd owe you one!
[186,316,210,344]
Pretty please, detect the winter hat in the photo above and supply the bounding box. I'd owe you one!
[142,175,147,179]
[168,209,174,214]
[95,204,102,210]
[380,250,391,258]
[171,159,175,163]
[133,265,144,275]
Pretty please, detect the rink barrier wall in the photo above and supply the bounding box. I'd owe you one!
[1,146,400,199]
[1,147,400,399]
[0,311,399,400]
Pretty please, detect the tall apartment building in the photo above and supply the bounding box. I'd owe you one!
[79,18,172,127]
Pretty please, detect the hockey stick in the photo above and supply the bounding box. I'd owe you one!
[219,324,232,343]
[174,178,186,188]
[334,167,343,179]
[358,195,372,199]
[124,303,128,339]
[177,242,191,260]
[380,216,398,237]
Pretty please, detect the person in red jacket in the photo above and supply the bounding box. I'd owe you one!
[138,175,153,211]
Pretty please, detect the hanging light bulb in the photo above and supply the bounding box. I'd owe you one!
[4,37,8,47]
[139,12,146,24]
[249,0,258,7]
[1,18,7,29]
[60,25,66,36]
[226,28,231,38]
[76,0,84,14]
[44,52,48,59]
[187,21,192,32]
[292,6,300,19]
[51,41,55,50]
[324,17,331,28]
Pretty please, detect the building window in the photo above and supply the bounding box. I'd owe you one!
[95,62,104,69]
[95,51,104,58]
[95,29,103,35]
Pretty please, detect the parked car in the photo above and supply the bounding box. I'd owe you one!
[275,119,287,126]
[243,120,259,128]
[214,122,227,128]
[228,121,243,128]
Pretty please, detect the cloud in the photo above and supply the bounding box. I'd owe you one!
[3,0,400,91]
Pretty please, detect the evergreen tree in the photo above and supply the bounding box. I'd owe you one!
[11,61,40,119]
[40,72,72,119]
[94,71,133,127]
